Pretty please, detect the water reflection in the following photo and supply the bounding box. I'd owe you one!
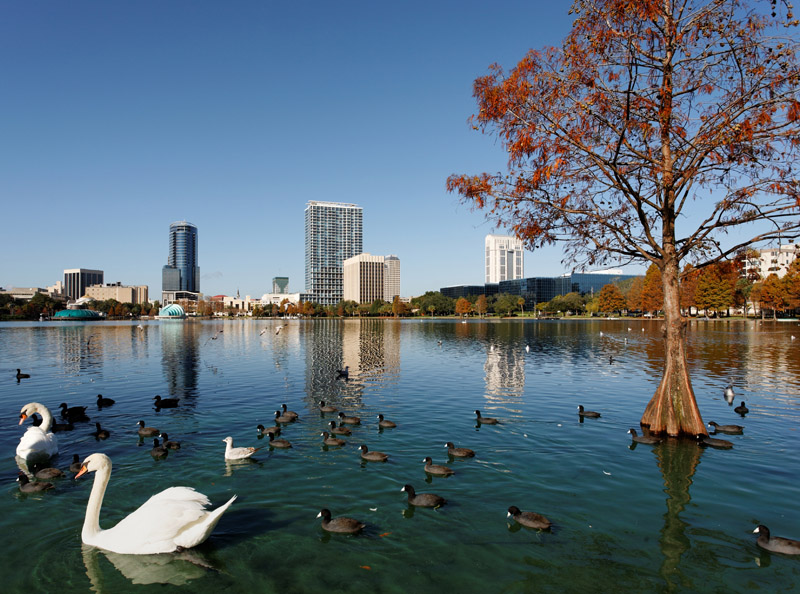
[653,439,703,592]
[302,320,401,413]
[161,322,200,401]
[82,543,217,588]
[56,325,104,377]
[484,341,525,406]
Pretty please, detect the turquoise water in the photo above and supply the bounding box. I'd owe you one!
[1,318,799,593]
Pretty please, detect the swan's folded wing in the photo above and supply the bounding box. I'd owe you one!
[174,494,236,549]
[106,487,215,553]
[143,486,211,507]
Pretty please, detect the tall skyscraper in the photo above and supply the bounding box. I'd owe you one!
[63,268,104,300]
[485,234,524,284]
[305,201,363,305]
[162,221,200,304]
[384,255,401,302]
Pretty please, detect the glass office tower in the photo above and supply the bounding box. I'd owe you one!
[305,201,363,306]
[162,221,199,302]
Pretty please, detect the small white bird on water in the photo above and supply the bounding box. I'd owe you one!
[222,436,262,460]
[525,345,530,353]
[724,385,735,405]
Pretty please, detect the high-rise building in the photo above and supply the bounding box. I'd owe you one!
[485,234,524,284]
[162,221,200,304]
[64,269,104,300]
[384,255,401,302]
[343,253,385,304]
[272,277,289,294]
[305,201,363,305]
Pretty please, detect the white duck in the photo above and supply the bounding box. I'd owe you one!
[17,402,59,463]
[222,436,261,460]
[75,453,236,555]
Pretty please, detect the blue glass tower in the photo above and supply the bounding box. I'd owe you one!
[162,221,199,295]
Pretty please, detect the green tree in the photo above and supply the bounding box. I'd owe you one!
[370,299,385,316]
[597,284,627,314]
[414,291,455,316]
[493,293,518,316]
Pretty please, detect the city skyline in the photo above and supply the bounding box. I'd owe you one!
[9,1,745,299]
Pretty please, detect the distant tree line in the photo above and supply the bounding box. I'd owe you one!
[593,257,800,319]
[0,292,65,320]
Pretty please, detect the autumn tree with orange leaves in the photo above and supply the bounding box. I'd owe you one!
[448,0,800,436]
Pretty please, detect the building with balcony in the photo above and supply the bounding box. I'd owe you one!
[756,244,799,278]
[304,201,363,306]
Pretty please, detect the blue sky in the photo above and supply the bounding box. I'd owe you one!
[1,1,642,299]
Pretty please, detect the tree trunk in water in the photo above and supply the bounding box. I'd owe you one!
[641,258,708,437]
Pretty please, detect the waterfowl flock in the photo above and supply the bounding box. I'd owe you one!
[9,351,792,567]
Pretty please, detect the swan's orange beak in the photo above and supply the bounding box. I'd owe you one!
[18,413,27,425]
[75,465,88,479]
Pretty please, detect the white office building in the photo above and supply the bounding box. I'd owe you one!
[343,253,385,304]
[485,234,524,284]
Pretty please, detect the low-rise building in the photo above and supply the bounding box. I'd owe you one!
[756,244,799,278]
[86,282,149,305]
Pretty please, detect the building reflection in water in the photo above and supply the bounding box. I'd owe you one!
[303,319,400,413]
[161,322,200,401]
[477,321,526,409]
[57,324,105,378]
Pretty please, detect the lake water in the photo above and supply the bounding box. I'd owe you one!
[1,318,799,593]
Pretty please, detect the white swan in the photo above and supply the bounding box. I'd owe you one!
[17,402,59,463]
[76,453,236,554]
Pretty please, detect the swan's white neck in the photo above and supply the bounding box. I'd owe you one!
[37,406,53,432]
[82,460,111,541]
[26,403,53,432]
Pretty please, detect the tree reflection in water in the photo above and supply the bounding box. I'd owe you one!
[653,438,703,592]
